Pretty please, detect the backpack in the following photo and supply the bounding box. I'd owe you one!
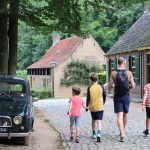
[115,70,129,96]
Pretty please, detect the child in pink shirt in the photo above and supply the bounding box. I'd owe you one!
[142,83,150,136]
[68,87,86,143]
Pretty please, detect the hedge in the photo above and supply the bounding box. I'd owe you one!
[97,72,106,85]
[31,88,51,99]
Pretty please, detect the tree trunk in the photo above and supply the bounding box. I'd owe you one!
[8,0,19,75]
[0,0,8,75]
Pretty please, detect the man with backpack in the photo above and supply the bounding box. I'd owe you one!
[108,57,135,142]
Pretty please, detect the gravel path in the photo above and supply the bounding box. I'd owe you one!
[35,98,150,150]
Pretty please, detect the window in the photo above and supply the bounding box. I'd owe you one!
[131,56,136,78]
[108,58,117,73]
[111,60,114,71]
[47,69,51,75]
[27,69,30,75]
[38,69,40,75]
[32,69,34,75]
[147,54,150,64]
[147,65,150,83]
[113,58,117,71]
[43,69,46,75]
[129,55,140,85]
[0,82,26,97]
[147,54,150,82]
[108,59,114,80]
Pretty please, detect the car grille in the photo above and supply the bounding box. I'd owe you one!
[0,116,12,127]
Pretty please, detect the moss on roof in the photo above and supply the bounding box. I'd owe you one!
[106,11,150,55]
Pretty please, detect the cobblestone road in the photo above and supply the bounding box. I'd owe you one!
[34,98,150,150]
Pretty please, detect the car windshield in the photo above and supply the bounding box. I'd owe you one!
[0,82,26,98]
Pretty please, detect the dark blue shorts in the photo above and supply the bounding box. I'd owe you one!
[91,111,104,120]
[114,95,130,113]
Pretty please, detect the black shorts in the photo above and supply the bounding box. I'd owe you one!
[91,111,104,120]
[146,107,150,118]
[114,95,130,113]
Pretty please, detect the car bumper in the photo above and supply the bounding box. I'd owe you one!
[0,132,31,139]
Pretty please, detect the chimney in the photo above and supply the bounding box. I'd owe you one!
[52,33,60,46]
[144,2,149,13]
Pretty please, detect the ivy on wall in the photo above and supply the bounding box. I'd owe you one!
[61,60,101,86]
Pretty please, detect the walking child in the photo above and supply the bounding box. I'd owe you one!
[68,87,86,143]
[142,83,150,136]
[86,74,104,142]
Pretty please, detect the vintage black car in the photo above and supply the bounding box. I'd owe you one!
[0,76,34,146]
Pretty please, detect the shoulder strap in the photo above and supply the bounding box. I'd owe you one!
[86,85,91,107]
[101,85,106,104]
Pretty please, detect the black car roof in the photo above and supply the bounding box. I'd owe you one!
[0,76,27,84]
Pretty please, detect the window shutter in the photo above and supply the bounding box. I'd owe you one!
[135,53,140,85]
[113,58,117,71]
[107,59,110,80]
[126,56,129,70]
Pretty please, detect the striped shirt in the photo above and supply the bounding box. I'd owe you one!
[144,84,150,107]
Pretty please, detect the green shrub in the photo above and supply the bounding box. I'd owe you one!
[31,88,51,99]
[16,70,27,79]
[61,60,101,86]
[101,64,106,71]
[97,72,106,85]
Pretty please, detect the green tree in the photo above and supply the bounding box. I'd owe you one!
[17,23,34,70]
[17,22,52,70]
[0,0,148,75]
[0,0,87,75]
[80,0,144,52]
[0,1,9,75]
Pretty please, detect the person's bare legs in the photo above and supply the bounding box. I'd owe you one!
[123,113,127,130]
[97,120,102,131]
[70,125,74,139]
[117,112,124,137]
[76,127,80,137]
[146,118,150,129]
[92,119,97,131]
[74,126,80,143]
[143,118,150,136]
[92,119,97,138]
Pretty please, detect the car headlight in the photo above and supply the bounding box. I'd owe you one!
[13,116,22,125]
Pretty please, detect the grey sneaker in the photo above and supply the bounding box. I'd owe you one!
[97,130,102,142]
[92,133,97,139]
[119,136,124,142]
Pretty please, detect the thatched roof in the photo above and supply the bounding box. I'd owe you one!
[106,11,150,55]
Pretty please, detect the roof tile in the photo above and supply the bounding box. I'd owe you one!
[27,36,83,69]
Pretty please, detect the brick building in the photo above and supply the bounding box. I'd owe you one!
[106,9,150,99]
[27,35,106,98]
